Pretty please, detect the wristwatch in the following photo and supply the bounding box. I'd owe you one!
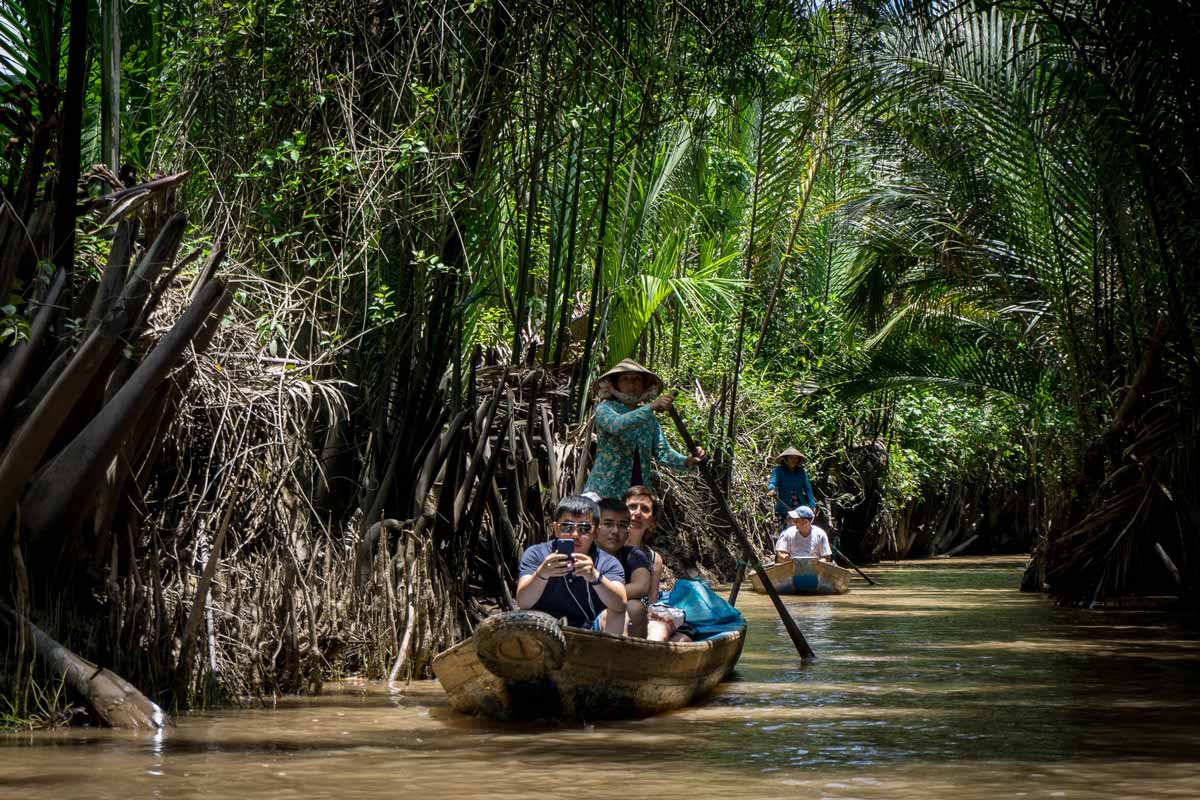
[587,574,603,586]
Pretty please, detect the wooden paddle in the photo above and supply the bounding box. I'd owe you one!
[666,405,816,662]
[726,560,747,606]
[832,545,878,586]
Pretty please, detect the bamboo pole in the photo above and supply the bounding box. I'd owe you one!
[832,546,878,586]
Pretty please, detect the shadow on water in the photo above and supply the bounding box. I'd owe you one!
[3,557,1199,800]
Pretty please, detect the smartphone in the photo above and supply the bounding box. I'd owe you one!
[552,538,576,574]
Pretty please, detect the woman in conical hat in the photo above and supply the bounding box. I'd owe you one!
[768,446,814,530]
[582,359,704,501]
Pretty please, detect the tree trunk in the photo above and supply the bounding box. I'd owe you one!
[100,0,121,171]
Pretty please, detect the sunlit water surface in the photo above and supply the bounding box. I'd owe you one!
[3,557,1198,799]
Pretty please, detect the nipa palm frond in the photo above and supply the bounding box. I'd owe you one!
[807,304,1042,402]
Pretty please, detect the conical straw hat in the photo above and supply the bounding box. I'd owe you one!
[777,447,806,464]
[596,359,663,392]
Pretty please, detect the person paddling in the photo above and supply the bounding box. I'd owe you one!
[768,447,814,531]
[582,359,704,502]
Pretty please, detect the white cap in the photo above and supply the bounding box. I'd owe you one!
[788,505,815,520]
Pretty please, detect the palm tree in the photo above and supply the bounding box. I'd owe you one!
[812,0,1199,600]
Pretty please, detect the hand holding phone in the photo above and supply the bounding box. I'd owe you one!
[552,538,576,575]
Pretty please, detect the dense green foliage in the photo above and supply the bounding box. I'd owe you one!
[5,0,1196,574]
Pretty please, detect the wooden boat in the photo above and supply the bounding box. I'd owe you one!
[748,557,852,595]
[431,610,746,721]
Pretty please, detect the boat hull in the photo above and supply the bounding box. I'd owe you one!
[748,557,852,595]
[432,623,746,721]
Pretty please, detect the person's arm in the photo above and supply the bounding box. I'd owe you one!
[573,553,627,612]
[768,466,778,495]
[594,399,655,439]
[774,531,792,563]
[651,555,664,592]
[818,531,833,562]
[625,566,652,600]
[653,420,690,470]
[515,549,571,609]
[515,572,547,608]
[623,561,654,639]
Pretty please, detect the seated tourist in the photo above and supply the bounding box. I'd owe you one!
[774,505,832,563]
[624,485,691,642]
[593,497,653,637]
[516,495,627,633]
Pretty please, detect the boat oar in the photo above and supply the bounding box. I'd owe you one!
[832,545,878,586]
[727,497,773,605]
[727,560,746,606]
[666,405,816,662]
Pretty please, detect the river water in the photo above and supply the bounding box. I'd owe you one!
[3,556,1198,799]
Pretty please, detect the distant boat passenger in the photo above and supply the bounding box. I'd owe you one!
[768,447,814,531]
[774,505,832,564]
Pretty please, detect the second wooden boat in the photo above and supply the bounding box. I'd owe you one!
[748,557,852,595]
[432,610,746,721]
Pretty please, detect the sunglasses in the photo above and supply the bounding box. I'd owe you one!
[557,522,593,534]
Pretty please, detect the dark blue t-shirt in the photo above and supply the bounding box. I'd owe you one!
[615,546,652,583]
[518,541,624,628]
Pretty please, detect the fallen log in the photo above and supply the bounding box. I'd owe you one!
[0,601,168,730]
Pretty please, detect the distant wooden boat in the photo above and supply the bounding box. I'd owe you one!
[432,610,746,721]
[748,557,852,595]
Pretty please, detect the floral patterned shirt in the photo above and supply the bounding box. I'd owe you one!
[582,400,689,500]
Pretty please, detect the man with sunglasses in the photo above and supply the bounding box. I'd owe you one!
[516,495,627,632]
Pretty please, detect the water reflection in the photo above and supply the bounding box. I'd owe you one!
[2,557,1198,799]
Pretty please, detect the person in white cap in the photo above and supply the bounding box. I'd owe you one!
[774,505,832,563]
[582,358,704,501]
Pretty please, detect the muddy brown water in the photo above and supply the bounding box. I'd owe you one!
[3,557,1198,799]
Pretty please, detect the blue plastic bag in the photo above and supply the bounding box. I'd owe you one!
[657,579,745,640]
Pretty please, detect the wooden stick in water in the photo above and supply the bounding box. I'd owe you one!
[727,561,747,606]
[833,546,878,586]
